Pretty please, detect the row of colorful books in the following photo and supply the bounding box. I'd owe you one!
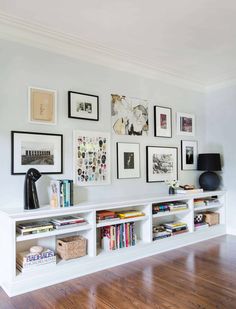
[152,201,188,214]
[50,179,73,208]
[153,221,188,240]
[16,248,56,273]
[96,209,144,223]
[17,216,87,236]
[100,222,137,251]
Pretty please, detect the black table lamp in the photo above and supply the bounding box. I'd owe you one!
[197,153,221,191]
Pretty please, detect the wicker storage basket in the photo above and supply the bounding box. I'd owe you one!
[57,235,87,260]
[204,212,219,226]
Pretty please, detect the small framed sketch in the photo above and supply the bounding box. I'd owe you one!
[181,140,198,170]
[154,106,172,138]
[146,146,178,182]
[177,112,195,136]
[11,131,63,175]
[117,143,140,179]
[73,130,110,186]
[28,87,57,125]
[68,91,99,121]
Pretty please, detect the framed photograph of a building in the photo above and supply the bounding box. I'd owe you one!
[117,143,140,179]
[154,106,172,138]
[11,131,63,175]
[177,112,195,136]
[146,146,178,182]
[68,91,99,121]
[181,140,198,170]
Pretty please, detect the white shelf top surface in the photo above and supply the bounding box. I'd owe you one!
[0,190,225,221]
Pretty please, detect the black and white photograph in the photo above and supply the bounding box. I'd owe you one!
[154,106,172,138]
[117,143,140,179]
[146,146,178,182]
[177,112,195,136]
[68,91,99,121]
[111,94,148,136]
[11,131,63,175]
[181,140,198,170]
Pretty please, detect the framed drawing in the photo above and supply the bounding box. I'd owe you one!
[117,143,140,179]
[154,106,172,138]
[68,91,99,121]
[111,94,148,136]
[181,140,198,170]
[73,130,110,186]
[11,131,63,175]
[177,112,195,136]
[28,87,57,125]
[146,146,178,182]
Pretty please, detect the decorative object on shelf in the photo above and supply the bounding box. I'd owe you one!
[204,211,219,226]
[116,142,140,179]
[57,235,87,260]
[177,112,195,136]
[111,94,149,135]
[68,91,99,121]
[165,180,179,194]
[73,130,111,185]
[181,140,198,170]
[28,87,57,125]
[11,131,63,175]
[154,106,172,138]
[24,168,41,210]
[197,153,222,191]
[146,146,178,182]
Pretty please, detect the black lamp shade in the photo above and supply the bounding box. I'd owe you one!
[197,153,221,171]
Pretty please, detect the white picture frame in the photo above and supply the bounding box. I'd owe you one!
[73,130,111,186]
[117,143,140,179]
[154,106,172,138]
[181,140,198,170]
[146,146,178,182]
[177,112,195,136]
[28,87,57,125]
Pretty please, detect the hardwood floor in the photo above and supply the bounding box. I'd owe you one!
[1,235,236,309]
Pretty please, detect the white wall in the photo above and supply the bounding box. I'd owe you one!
[206,86,236,234]
[0,39,206,208]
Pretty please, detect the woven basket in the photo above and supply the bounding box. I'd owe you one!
[57,235,87,260]
[204,212,219,226]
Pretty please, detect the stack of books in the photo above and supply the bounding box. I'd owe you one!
[16,221,54,236]
[153,225,171,240]
[50,216,87,229]
[194,222,209,231]
[153,203,170,214]
[96,210,117,223]
[194,199,206,207]
[175,188,203,194]
[100,222,137,252]
[50,179,73,208]
[152,202,188,214]
[163,222,188,236]
[117,210,144,219]
[16,248,56,273]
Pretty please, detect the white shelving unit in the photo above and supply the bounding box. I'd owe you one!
[0,190,226,297]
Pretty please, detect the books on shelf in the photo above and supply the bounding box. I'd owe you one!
[96,210,117,222]
[100,222,137,252]
[96,209,145,223]
[194,197,219,208]
[153,225,171,240]
[50,179,73,208]
[51,215,87,229]
[152,201,188,214]
[117,210,145,219]
[16,221,54,236]
[175,188,203,194]
[163,222,188,235]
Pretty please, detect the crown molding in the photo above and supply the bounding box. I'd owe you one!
[206,78,236,92]
[0,12,207,92]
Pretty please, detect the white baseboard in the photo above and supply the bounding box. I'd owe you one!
[226,228,236,235]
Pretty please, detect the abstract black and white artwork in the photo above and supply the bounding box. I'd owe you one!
[111,94,148,136]
[146,146,178,182]
[181,140,198,170]
[117,143,140,179]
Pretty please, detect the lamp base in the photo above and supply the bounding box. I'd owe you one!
[199,171,220,191]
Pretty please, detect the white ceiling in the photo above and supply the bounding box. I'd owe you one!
[0,0,236,88]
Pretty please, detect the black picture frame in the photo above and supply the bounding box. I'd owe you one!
[11,131,63,175]
[146,146,178,182]
[181,140,198,171]
[154,105,172,138]
[68,91,99,121]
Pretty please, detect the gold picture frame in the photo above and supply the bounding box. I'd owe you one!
[28,87,57,125]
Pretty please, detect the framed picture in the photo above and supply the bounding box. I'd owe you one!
[68,91,99,121]
[146,146,178,182]
[117,143,140,179]
[181,140,198,170]
[111,94,148,136]
[73,130,110,186]
[11,131,63,175]
[28,87,57,125]
[154,106,172,138]
[177,112,195,136]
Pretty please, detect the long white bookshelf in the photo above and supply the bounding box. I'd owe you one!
[0,190,226,297]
